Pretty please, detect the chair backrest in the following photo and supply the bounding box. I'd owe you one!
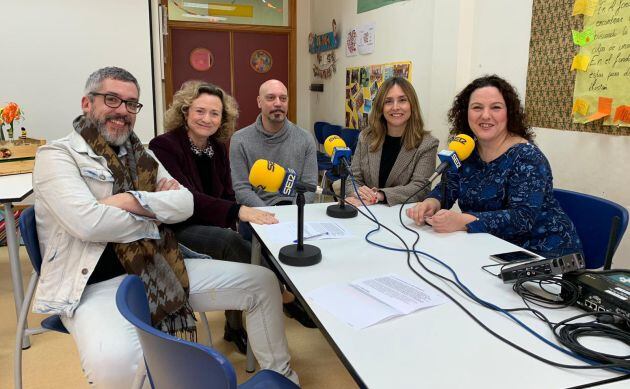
[340,128,360,154]
[553,189,629,269]
[321,124,342,142]
[313,121,330,145]
[116,275,238,389]
[17,207,44,274]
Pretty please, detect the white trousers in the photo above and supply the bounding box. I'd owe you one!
[61,257,299,388]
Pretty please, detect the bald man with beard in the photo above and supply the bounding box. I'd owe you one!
[230,79,318,207]
[229,80,319,328]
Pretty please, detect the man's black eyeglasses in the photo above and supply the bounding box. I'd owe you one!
[90,92,143,114]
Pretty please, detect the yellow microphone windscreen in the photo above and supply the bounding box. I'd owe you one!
[448,134,475,161]
[249,159,286,192]
[324,135,347,157]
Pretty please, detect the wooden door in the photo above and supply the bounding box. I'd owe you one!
[169,29,232,94]
[232,31,289,128]
[163,0,296,130]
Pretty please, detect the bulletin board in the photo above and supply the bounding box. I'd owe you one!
[345,61,412,130]
[525,0,630,135]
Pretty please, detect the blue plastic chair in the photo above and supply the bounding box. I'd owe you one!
[320,127,360,199]
[340,127,360,154]
[314,124,341,200]
[15,207,69,389]
[321,124,343,142]
[314,121,331,167]
[313,121,330,146]
[554,189,629,269]
[317,125,344,198]
[116,275,299,389]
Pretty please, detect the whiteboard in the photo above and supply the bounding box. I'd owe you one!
[0,0,156,143]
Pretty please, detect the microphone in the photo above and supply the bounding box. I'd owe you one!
[435,134,475,175]
[249,159,333,197]
[322,135,358,218]
[249,159,323,266]
[323,135,352,166]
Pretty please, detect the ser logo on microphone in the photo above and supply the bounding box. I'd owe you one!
[451,136,469,145]
[281,168,298,195]
[267,160,276,171]
[450,153,462,169]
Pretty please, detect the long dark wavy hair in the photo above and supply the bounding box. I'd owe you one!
[447,75,534,141]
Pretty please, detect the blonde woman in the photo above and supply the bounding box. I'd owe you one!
[345,76,439,206]
[150,81,312,353]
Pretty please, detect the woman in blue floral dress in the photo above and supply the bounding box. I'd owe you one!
[406,75,582,258]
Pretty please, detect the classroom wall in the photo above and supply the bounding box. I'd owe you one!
[305,0,630,267]
[308,0,439,136]
[1,0,156,143]
[295,0,312,131]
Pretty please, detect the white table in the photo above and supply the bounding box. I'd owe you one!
[1,173,33,348]
[250,203,627,388]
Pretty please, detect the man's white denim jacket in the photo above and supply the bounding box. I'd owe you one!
[32,130,193,317]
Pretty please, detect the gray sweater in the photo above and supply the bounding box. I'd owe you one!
[230,115,318,206]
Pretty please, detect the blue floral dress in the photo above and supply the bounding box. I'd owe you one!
[430,143,582,258]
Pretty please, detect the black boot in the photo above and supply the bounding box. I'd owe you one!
[223,310,248,354]
[283,300,317,328]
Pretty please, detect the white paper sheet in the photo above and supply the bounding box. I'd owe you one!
[264,221,352,243]
[307,283,400,329]
[357,22,375,55]
[351,274,447,314]
[306,274,447,329]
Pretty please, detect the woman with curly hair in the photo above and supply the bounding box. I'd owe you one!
[149,81,281,353]
[406,75,582,257]
[344,76,438,206]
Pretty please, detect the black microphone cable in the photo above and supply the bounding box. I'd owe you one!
[513,274,630,371]
[341,158,630,372]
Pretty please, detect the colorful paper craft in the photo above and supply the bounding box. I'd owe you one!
[613,105,630,124]
[571,54,590,71]
[572,98,589,116]
[572,0,598,16]
[572,27,594,46]
[585,96,613,122]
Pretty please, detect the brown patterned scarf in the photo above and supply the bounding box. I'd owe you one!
[75,116,196,340]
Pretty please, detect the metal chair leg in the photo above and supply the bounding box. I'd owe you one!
[14,271,38,389]
[198,312,212,347]
[199,310,253,372]
[246,338,256,373]
[319,173,329,203]
[131,358,147,389]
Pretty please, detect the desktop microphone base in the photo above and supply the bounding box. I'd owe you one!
[279,244,322,266]
[326,203,358,218]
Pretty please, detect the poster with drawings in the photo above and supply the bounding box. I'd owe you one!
[345,61,412,130]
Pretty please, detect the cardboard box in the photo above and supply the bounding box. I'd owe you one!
[0,138,46,176]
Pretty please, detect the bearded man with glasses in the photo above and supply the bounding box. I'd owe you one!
[31,67,299,388]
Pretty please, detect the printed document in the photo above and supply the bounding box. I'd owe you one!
[307,274,447,329]
[265,221,351,243]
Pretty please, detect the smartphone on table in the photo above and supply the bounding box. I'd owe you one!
[489,250,540,264]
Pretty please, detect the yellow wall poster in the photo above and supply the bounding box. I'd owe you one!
[345,61,412,130]
[572,0,630,126]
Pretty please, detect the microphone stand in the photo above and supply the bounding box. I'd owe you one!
[326,162,358,218]
[279,189,322,266]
